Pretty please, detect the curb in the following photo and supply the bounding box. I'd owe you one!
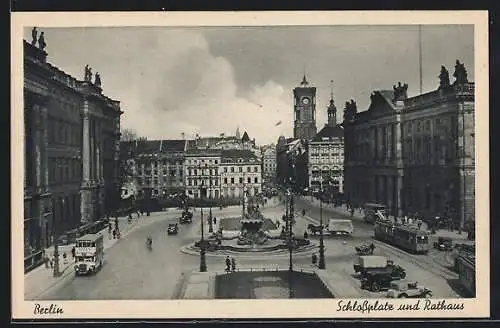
[179,243,319,258]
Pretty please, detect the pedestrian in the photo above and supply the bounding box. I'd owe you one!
[63,252,68,264]
[112,229,117,239]
[231,257,236,272]
[49,256,54,268]
[213,217,217,225]
[44,253,50,269]
[225,256,231,272]
[350,207,354,217]
[71,246,76,259]
[312,253,317,265]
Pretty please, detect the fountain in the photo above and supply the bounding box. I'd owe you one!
[183,185,317,256]
[237,186,268,246]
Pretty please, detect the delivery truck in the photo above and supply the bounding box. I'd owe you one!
[353,255,406,279]
[327,219,354,236]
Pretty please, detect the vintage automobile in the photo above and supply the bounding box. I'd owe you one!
[353,256,406,279]
[179,210,193,224]
[386,280,433,298]
[360,270,403,292]
[433,237,453,251]
[167,223,179,235]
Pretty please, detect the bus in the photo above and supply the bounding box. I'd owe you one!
[74,233,104,276]
[374,219,430,254]
[454,244,475,297]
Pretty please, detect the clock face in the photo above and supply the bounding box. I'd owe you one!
[302,97,310,105]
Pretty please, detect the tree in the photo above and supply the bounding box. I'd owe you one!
[121,128,139,141]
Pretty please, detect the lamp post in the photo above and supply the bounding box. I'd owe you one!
[208,207,213,233]
[286,189,295,299]
[53,197,64,277]
[199,185,207,272]
[318,177,326,269]
[288,191,294,272]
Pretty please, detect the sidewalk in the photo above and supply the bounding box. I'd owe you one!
[24,215,145,300]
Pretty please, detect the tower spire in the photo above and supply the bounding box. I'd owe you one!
[330,79,334,101]
[327,79,337,127]
[301,74,309,87]
[236,125,241,139]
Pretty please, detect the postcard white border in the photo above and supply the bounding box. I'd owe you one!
[11,11,489,319]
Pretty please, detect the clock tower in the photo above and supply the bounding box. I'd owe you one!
[293,75,317,140]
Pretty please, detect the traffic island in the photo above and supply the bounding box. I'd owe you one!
[215,270,335,299]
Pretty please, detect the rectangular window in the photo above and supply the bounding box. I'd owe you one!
[247,166,251,172]
[239,167,243,173]
[255,177,258,183]
[224,178,228,184]
[239,177,243,184]
[231,178,234,184]
[224,167,227,173]
[231,167,234,173]
[247,177,251,183]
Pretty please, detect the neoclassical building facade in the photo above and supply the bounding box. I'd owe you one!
[23,32,121,264]
[343,61,475,229]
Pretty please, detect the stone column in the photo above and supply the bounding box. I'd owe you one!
[82,106,90,182]
[41,106,49,192]
[81,101,91,223]
[33,104,42,193]
[397,174,403,217]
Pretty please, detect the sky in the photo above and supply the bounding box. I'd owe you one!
[25,25,474,145]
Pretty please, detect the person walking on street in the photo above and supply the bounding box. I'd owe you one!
[225,256,231,272]
[213,217,217,225]
[71,246,76,259]
[112,229,117,239]
[231,257,236,272]
[49,255,54,268]
[44,253,50,269]
[312,253,317,265]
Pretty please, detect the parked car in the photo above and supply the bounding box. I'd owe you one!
[386,280,433,298]
[433,237,453,251]
[167,223,179,235]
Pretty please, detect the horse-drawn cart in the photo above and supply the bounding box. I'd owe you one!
[355,243,375,255]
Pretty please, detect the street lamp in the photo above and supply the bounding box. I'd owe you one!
[208,207,213,233]
[199,184,207,272]
[318,177,326,270]
[286,189,295,299]
[53,197,64,277]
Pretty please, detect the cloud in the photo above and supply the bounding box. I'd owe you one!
[109,30,292,144]
[29,26,474,145]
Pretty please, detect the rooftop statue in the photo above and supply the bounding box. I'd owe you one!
[31,27,37,46]
[453,59,468,85]
[95,72,102,88]
[38,32,46,51]
[438,65,451,90]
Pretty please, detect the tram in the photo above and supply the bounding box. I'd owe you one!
[454,244,476,297]
[374,219,430,254]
